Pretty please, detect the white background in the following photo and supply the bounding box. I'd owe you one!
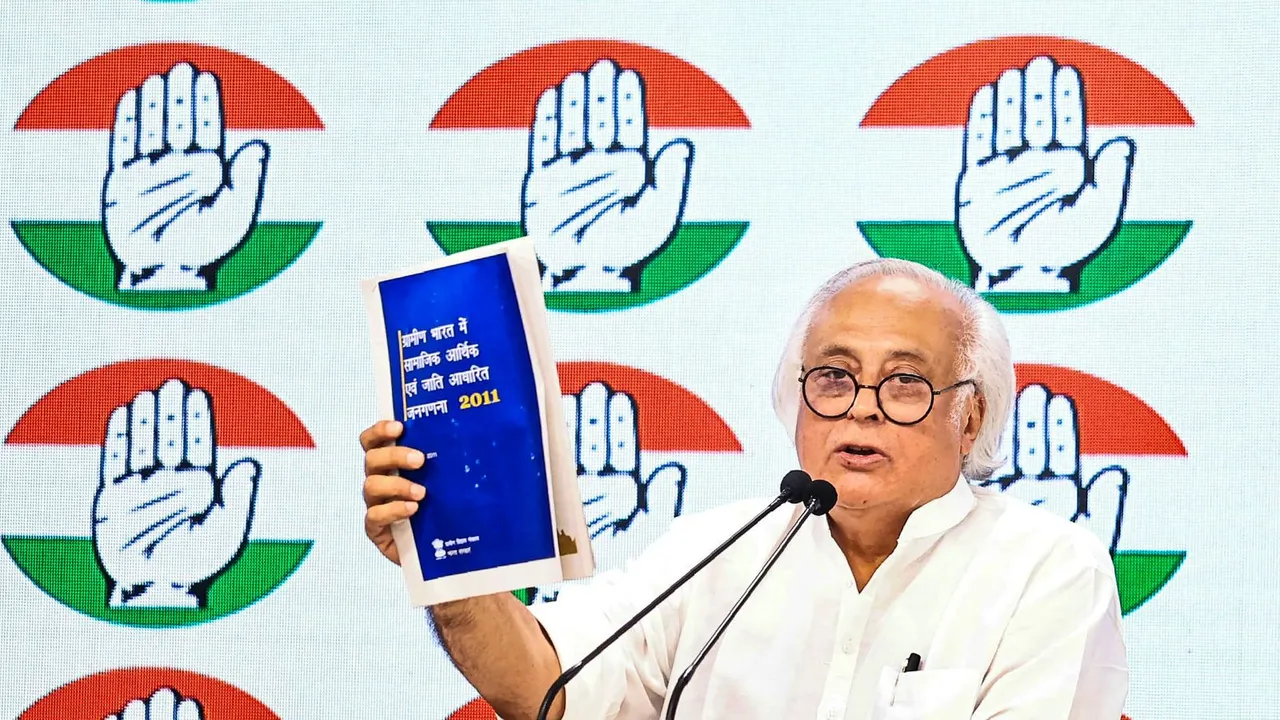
[1,1,1278,718]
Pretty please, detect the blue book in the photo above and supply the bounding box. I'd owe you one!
[362,239,592,606]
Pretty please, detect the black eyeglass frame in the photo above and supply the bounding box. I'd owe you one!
[798,365,976,426]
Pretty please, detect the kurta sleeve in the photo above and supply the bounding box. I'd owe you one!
[528,514,712,720]
[972,533,1129,719]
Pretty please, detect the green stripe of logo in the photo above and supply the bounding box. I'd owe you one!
[3,536,311,628]
[11,221,320,310]
[858,221,1190,313]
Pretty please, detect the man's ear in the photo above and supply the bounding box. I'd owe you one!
[960,391,986,454]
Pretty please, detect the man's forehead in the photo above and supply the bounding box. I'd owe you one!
[804,276,963,365]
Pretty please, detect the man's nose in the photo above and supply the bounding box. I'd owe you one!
[847,385,882,422]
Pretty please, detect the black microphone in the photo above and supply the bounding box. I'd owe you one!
[663,480,839,720]
[534,470,813,720]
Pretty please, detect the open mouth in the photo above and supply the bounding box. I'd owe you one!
[841,444,882,456]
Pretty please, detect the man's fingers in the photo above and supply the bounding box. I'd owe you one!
[364,445,424,475]
[561,395,579,456]
[1054,64,1084,149]
[1023,57,1055,149]
[1014,385,1049,477]
[110,89,139,169]
[139,74,166,156]
[129,390,158,474]
[156,379,185,469]
[359,420,403,452]
[102,405,130,484]
[557,71,587,155]
[963,85,995,168]
[363,474,426,507]
[193,71,223,152]
[365,500,419,529]
[1046,394,1078,477]
[166,63,196,152]
[530,87,559,167]
[185,387,214,469]
[587,59,618,150]
[578,382,610,474]
[607,391,638,474]
[994,68,1023,154]
[615,70,645,150]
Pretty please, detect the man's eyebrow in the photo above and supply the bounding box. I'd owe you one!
[885,349,932,365]
[814,343,857,359]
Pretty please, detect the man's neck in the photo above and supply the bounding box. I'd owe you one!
[826,508,910,591]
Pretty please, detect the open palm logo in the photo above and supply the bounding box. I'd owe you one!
[427,39,750,312]
[1,360,314,627]
[858,35,1193,312]
[11,42,323,310]
[523,59,693,293]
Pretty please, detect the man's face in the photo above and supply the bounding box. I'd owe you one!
[795,275,983,516]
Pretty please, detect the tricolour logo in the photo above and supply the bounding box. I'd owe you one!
[20,667,278,719]
[859,36,1193,312]
[989,364,1186,614]
[428,40,750,313]
[12,42,323,310]
[2,359,314,627]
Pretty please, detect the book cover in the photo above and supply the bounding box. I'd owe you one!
[362,239,592,606]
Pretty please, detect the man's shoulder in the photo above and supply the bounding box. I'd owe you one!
[969,484,1115,576]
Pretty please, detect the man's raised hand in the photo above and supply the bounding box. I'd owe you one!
[361,420,426,566]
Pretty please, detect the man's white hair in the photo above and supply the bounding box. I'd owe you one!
[770,258,1014,481]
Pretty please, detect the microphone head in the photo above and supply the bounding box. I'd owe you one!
[806,480,839,516]
[779,470,813,504]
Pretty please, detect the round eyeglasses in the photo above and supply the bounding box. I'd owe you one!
[799,366,976,426]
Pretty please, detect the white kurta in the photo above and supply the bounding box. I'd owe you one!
[530,478,1127,720]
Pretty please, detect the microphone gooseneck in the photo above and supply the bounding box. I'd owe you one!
[663,480,838,720]
[533,471,814,720]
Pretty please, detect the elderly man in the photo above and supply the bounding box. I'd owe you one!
[360,258,1127,720]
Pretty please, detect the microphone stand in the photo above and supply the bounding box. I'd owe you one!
[534,472,813,720]
[663,480,838,720]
